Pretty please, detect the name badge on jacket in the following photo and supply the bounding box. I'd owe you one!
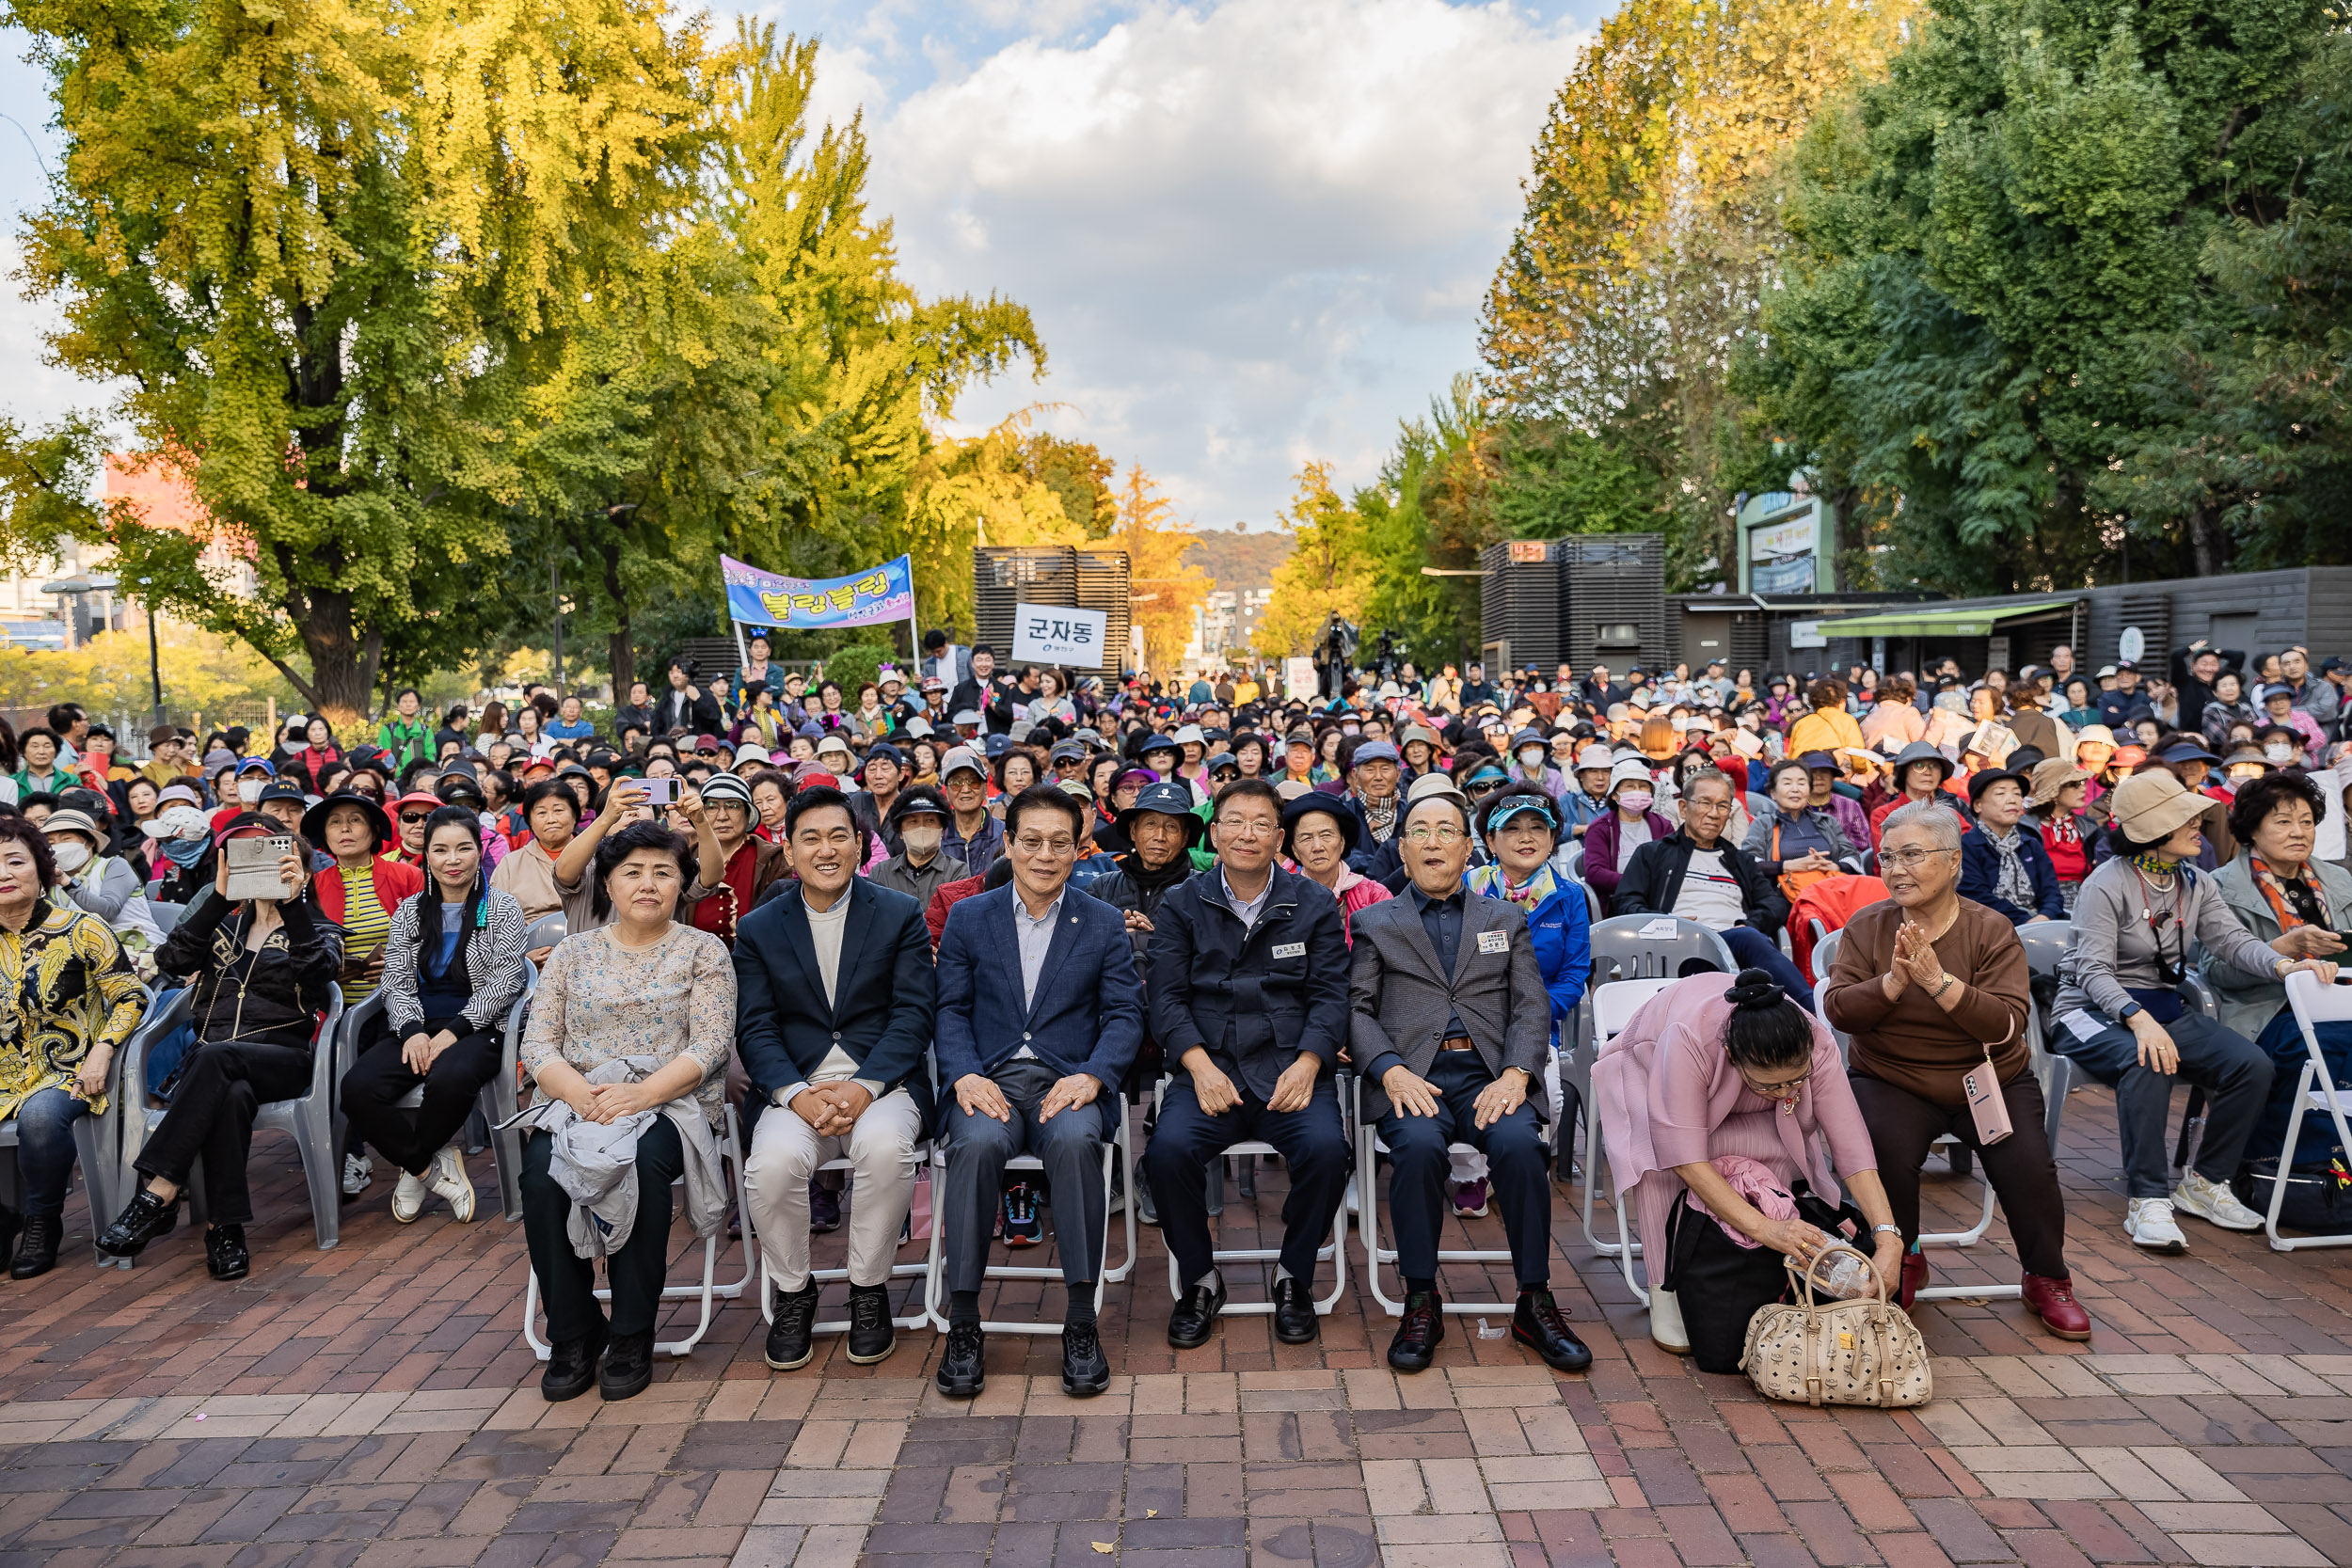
[1272,942,1306,958]
[1476,930,1511,955]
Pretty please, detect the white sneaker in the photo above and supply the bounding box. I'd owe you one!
[391,1169,428,1223]
[2125,1196,2187,1253]
[429,1146,477,1223]
[342,1152,373,1196]
[1650,1287,1692,1354]
[2174,1172,2264,1231]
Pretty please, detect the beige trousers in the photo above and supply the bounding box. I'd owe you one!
[744,1087,925,1292]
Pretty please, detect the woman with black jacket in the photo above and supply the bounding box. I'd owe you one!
[341,806,529,1226]
[96,813,346,1279]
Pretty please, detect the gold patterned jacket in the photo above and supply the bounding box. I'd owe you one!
[0,906,146,1120]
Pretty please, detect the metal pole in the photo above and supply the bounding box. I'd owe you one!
[146,593,164,724]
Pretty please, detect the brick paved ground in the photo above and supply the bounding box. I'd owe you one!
[6,1083,2352,1567]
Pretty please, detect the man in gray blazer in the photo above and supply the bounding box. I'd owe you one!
[1350,791,1591,1375]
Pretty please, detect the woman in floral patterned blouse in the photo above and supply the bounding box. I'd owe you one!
[519,819,735,1404]
[0,816,146,1279]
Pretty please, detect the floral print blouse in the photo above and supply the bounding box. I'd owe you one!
[520,924,735,1124]
[0,906,147,1120]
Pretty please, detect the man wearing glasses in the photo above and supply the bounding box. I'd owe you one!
[1348,792,1591,1375]
[1613,769,1815,1008]
[1142,778,1351,1349]
[931,784,1144,1399]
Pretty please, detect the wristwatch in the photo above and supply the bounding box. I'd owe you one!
[1874,1224,1902,1238]
[2119,1001,2144,1022]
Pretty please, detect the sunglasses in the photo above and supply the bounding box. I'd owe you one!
[399,813,432,824]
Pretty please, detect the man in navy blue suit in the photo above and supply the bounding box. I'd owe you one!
[932,784,1143,1399]
[735,785,938,1374]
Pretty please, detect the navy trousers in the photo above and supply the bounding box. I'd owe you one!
[1377,1051,1552,1288]
[1146,1074,1348,1291]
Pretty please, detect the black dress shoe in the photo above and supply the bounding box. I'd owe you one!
[542,1322,608,1402]
[96,1189,178,1259]
[1513,1290,1593,1373]
[204,1224,249,1281]
[599,1329,655,1400]
[846,1283,895,1365]
[1272,1277,1318,1344]
[1167,1275,1228,1350]
[766,1283,819,1370]
[9,1214,59,1279]
[1062,1321,1110,1396]
[936,1321,986,1398]
[1388,1290,1445,1372]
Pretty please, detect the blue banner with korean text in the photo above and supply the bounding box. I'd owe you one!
[722,553,914,629]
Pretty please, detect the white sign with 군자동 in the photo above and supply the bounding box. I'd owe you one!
[1012,603,1109,665]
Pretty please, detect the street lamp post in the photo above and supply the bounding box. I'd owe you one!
[137,578,163,724]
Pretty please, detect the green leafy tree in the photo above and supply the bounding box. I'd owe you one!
[1,0,716,721]
[1745,0,2338,592]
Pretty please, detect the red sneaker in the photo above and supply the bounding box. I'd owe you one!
[1899,1249,1927,1310]
[2022,1273,2092,1340]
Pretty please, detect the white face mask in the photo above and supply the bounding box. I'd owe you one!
[1518,749,1546,769]
[237,777,263,803]
[2265,742,2296,763]
[49,840,90,874]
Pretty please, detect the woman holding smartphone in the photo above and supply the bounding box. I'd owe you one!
[96,814,343,1279]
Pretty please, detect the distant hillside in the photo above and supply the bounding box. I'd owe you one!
[1184,525,1293,593]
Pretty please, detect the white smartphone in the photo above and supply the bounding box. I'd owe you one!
[223,834,297,901]
[639,776,678,805]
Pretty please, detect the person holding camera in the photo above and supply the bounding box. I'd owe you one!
[96,814,345,1279]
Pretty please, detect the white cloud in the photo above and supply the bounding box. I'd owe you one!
[864,0,1589,525]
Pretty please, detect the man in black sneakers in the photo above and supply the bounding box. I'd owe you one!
[1142,779,1351,1350]
[1348,792,1591,1376]
[930,784,1144,1398]
[735,786,937,1372]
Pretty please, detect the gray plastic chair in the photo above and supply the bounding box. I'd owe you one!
[0,984,152,1267]
[1585,914,1738,984]
[523,912,567,954]
[343,962,539,1223]
[1811,927,1843,983]
[119,984,347,1251]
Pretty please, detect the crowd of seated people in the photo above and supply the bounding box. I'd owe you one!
[0,639,2346,1404]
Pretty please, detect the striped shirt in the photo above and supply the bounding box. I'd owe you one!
[339,864,392,1002]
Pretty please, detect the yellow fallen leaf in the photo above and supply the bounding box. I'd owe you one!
[1090,1544,1115,1555]
[1147,1511,1159,1518]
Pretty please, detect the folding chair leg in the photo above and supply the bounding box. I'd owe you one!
[2265,1061,2352,1254]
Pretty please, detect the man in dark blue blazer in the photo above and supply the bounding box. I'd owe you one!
[932,784,1143,1399]
[735,786,938,1374]
[1144,778,1352,1350]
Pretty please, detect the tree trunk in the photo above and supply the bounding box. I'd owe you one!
[275,584,381,730]
[603,539,636,695]
[2187,505,2227,578]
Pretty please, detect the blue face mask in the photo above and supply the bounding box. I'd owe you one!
[163,836,207,867]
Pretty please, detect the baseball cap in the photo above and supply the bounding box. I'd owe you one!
[939,746,987,780]
[1576,744,1613,771]
[733,743,772,767]
[953,708,983,726]
[257,778,309,805]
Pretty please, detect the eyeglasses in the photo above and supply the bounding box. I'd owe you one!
[1880,847,1959,870]
[1403,825,1468,846]
[1740,1066,1812,1098]
[1012,835,1077,857]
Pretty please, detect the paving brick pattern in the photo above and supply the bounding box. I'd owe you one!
[4,1084,2352,1566]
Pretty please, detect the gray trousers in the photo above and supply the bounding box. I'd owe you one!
[941,1057,1107,1292]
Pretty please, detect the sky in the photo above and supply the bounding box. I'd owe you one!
[0,0,1606,532]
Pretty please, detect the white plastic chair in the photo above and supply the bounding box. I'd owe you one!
[921,1101,1137,1335]
[524,1100,755,1359]
[2264,973,2352,1254]
[0,984,150,1267]
[1569,977,1677,1304]
[1811,927,1842,983]
[116,983,347,1251]
[1150,1074,1349,1319]
[1354,1065,1565,1318]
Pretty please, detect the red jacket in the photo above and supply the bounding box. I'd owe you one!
[312,856,426,927]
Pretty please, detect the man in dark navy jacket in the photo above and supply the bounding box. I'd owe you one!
[932,784,1144,1399]
[1144,778,1351,1350]
[735,785,937,1374]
